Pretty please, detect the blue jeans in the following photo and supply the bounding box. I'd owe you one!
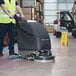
[0,22,15,55]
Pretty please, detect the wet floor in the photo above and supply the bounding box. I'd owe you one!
[0,33,76,76]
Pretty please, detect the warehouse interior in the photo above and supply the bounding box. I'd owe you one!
[1,0,76,76]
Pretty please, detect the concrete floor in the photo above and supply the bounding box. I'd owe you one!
[0,33,76,76]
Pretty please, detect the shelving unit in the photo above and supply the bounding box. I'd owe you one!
[35,0,44,23]
[18,0,44,23]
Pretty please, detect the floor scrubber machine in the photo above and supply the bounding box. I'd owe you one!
[15,15,55,62]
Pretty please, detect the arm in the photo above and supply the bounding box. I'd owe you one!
[0,4,13,18]
[16,5,25,19]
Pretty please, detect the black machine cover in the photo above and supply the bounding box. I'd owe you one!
[16,21,51,51]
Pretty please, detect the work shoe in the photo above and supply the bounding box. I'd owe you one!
[9,53,22,60]
[0,53,3,57]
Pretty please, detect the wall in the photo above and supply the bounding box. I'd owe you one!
[44,0,74,25]
[44,0,57,24]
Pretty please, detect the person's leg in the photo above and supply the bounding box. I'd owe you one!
[8,23,22,60]
[7,23,15,55]
[0,24,7,56]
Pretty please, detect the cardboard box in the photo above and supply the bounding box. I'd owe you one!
[44,26,56,33]
[22,8,35,20]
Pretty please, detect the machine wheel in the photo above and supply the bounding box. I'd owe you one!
[55,31,61,38]
[35,50,55,62]
[72,35,76,38]
[72,28,76,38]
[25,53,36,60]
